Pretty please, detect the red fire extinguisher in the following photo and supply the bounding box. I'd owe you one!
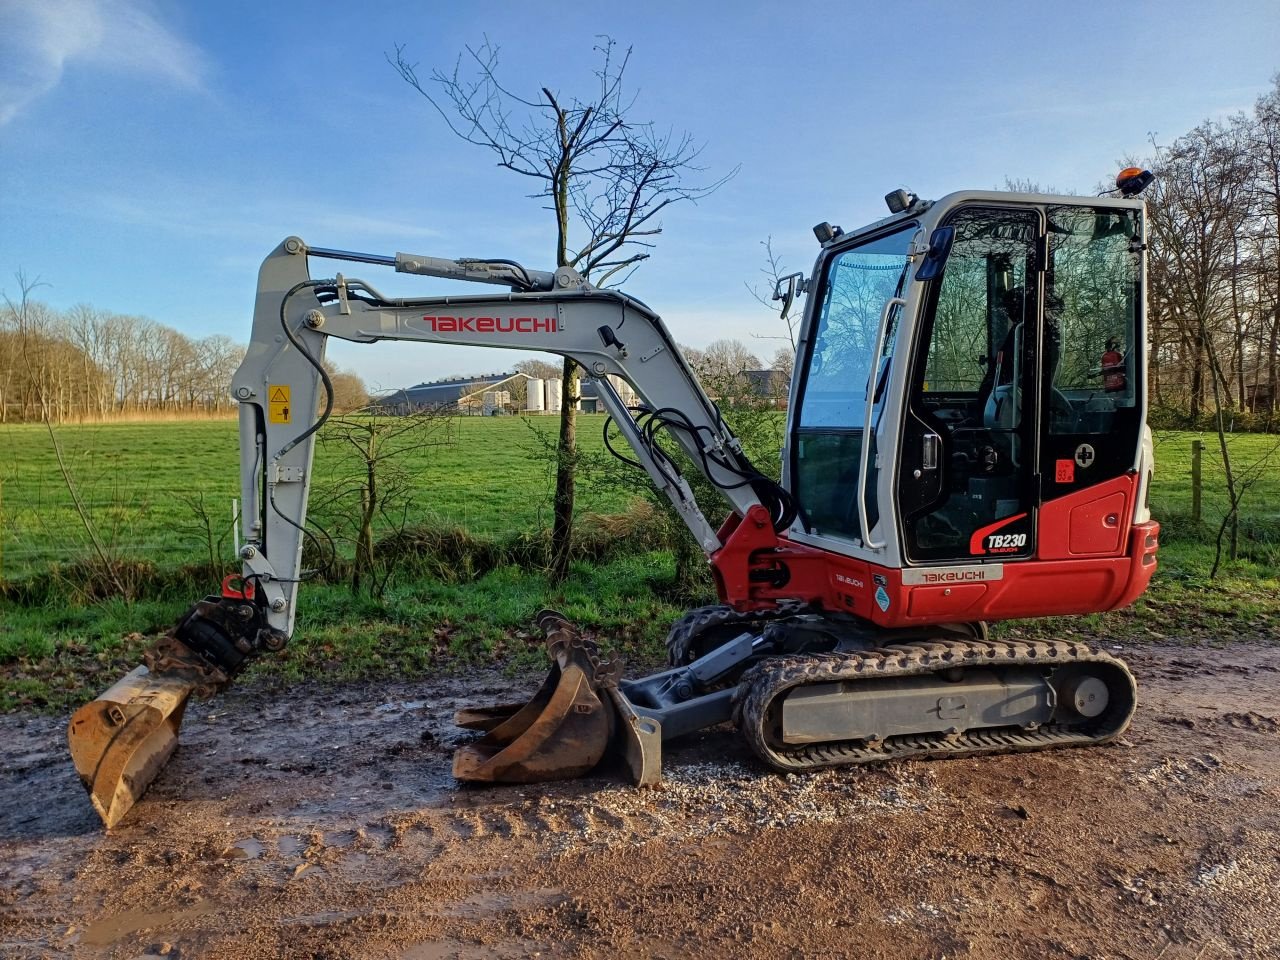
[1101,338,1126,393]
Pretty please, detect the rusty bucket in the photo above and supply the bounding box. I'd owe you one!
[452,610,619,783]
[67,666,197,829]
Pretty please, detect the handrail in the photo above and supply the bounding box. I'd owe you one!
[857,296,905,550]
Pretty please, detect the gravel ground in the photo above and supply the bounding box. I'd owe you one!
[2,641,1279,959]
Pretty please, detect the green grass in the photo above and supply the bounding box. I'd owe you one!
[2,418,1278,710]
[5,420,1275,577]
[0,553,690,711]
[0,415,629,578]
[1149,429,1280,523]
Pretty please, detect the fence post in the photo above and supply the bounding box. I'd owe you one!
[1191,439,1204,524]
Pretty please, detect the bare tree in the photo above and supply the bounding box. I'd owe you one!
[2,271,50,420]
[699,338,761,380]
[1250,77,1280,428]
[1146,121,1255,420]
[64,304,111,418]
[389,36,735,580]
[746,236,802,351]
[677,343,705,371]
[322,360,371,413]
[689,338,763,411]
[313,410,454,595]
[513,357,563,381]
[770,345,794,383]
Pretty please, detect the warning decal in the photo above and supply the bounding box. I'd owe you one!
[268,385,291,424]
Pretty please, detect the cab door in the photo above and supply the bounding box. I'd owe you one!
[1035,204,1145,556]
[896,206,1043,563]
[790,225,915,548]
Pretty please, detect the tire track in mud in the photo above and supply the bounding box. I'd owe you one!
[3,644,1280,959]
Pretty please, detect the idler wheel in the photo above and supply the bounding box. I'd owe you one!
[1061,675,1109,718]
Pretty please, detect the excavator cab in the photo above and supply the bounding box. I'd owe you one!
[788,195,1150,601]
[69,182,1156,829]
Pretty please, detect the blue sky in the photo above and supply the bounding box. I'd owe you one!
[2,0,1277,391]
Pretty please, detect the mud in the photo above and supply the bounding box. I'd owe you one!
[2,642,1279,959]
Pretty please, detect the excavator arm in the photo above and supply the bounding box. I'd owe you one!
[69,237,796,826]
[235,237,789,634]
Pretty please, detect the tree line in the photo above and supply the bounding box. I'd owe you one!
[0,277,243,422]
[0,276,375,422]
[1142,77,1280,428]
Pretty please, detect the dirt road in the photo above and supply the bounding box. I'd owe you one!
[3,641,1279,959]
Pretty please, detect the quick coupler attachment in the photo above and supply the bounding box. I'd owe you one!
[68,576,287,829]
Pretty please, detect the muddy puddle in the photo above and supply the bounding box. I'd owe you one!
[3,645,1280,959]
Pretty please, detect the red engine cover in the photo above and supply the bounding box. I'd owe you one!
[709,482,1159,627]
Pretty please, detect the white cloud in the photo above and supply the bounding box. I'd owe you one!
[0,0,208,126]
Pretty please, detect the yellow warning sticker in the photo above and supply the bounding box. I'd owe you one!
[268,385,291,424]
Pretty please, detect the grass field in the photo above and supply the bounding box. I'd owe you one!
[2,417,1278,709]
[0,416,633,577]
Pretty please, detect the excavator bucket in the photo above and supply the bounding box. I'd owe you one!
[67,666,197,829]
[452,610,620,783]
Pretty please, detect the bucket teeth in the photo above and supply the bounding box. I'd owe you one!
[539,609,623,688]
[452,610,621,783]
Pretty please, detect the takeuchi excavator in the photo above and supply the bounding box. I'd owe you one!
[69,172,1160,828]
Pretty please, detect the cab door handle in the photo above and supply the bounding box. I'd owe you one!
[922,433,940,471]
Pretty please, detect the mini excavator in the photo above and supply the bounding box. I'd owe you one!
[69,172,1160,828]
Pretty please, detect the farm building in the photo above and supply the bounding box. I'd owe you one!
[574,376,640,413]
[377,369,783,416]
[377,372,639,415]
[698,369,791,408]
[742,369,790,406]
[376,372,531,415]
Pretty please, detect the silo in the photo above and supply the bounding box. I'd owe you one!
[482,390,498,415]
[545,378,562,413]
[525,378,545,412]
[609,374,637,407]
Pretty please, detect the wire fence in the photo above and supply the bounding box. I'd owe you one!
[0,493,562,581]
[5,432,1275,582]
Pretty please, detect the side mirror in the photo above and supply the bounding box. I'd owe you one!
[772,271,806,321]
[914,226,956,281]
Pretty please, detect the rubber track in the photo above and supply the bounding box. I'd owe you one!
[733,638,1137,773]
[665,601,809,666]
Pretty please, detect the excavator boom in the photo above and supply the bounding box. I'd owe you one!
[69,234,789,824]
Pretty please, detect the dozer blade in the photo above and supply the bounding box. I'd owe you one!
[452,610,620,783]
[67,666,197,829]
[606,687,662,788]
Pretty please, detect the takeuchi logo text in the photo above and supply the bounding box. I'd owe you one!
[918,569,988,583]
[423,316,558,334]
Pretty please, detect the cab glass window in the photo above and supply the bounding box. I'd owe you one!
[1044,206,1141,428]
[793,226,913,542]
